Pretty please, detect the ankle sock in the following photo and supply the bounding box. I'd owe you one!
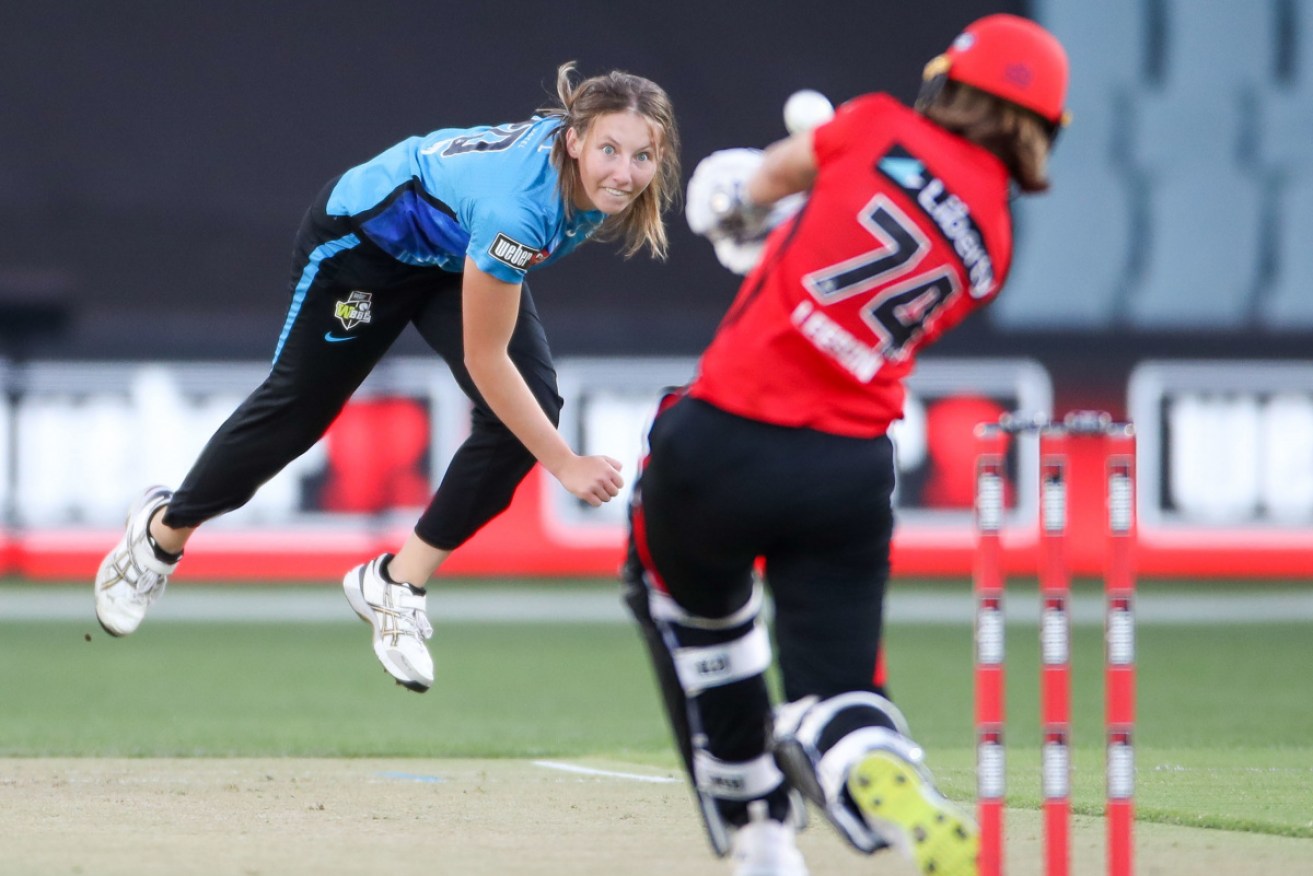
[380,556,426,594]
[145,508,182,563]
[146,534,182,564]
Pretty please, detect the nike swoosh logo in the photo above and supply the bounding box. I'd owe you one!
[324,333,358,343]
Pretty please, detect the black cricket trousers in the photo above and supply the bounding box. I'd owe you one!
[634,395,896,701]
[162,180,563,550]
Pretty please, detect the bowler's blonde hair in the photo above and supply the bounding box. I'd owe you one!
[541,62,681,259]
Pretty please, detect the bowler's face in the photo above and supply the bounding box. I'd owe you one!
[566,111,659,215]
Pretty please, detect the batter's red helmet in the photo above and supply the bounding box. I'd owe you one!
[923,14,1070,130]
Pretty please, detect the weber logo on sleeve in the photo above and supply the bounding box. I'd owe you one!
[488,233,545,271]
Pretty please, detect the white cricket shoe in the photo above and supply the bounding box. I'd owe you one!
[846,749,979,876]
[730,801,809,876]
[94,486,179,637]
[343,554,434,692]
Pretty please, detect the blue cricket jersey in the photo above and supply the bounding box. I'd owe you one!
[326,115,605,283]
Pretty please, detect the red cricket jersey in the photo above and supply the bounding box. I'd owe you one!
[689,93,1015,437]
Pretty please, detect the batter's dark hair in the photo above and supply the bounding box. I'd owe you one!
[540,61,681,259]
[917,79,1056,194]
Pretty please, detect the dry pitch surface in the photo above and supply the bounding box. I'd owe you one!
[3,758,1307,875]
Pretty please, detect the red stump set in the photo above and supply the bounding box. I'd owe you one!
[973,412,1137,876]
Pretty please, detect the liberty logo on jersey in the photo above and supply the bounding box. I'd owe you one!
[488,233,547,271]
[877,144,995,299]
[334,291,373,331]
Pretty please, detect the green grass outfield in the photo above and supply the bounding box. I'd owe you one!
[2,578,1310,841]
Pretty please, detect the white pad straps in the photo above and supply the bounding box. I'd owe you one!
[693,750,785,801]
[672,621,772,696]
[792,691,913,743]
[648,584,772,696]
[648,585,762,629]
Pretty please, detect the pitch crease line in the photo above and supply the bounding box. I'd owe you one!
[532,760,679,784]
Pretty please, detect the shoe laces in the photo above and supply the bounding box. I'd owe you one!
[409,609,434,640]
[382,584,433,642]
[129,571,168,603]
[110,547,168,604]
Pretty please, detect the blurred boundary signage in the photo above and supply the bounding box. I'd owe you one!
[1,356,1307,580]
[1128,360,1313,576]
